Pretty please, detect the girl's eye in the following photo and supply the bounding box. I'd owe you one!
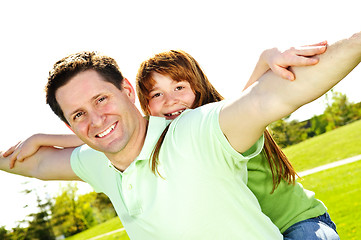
[151,93,162,98]
[175,86,184,91]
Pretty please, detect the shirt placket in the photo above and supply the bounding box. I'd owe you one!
[122,165,143,216]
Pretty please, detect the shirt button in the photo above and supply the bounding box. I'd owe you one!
[128,184,133,190]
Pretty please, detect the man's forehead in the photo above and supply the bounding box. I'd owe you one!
[56,71,114,111]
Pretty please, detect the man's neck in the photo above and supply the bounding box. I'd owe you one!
[106,117,149,172]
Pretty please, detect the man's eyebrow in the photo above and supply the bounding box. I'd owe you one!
[69,93,103,117]
[69,108,82,118]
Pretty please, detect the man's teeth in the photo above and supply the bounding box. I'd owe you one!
[166,109,184,117]
[97,123,116,138]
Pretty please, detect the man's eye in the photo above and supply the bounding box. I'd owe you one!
[98,96,107,103]
[74,112,84,120]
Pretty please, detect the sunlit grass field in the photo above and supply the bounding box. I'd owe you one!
[66,120,361,240]
[283,119,361,171]
[300,160,361,239]
[65,217,129,240]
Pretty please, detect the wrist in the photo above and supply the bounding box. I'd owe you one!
[30,133,47,147]
[261,48,280,68]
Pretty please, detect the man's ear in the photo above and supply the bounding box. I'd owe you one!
[121,78,136,103]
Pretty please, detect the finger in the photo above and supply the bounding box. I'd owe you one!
[277,54,319,68]
[271,65,295,81]
[3,141,23,157]
[292,55,320,66]
[3,145,17,157]
[17,152,27,162]
[9,150,21,169]
[292,45,327,57]
[301,40,328,47]
[8,145,23,168]
[9,156,17,169]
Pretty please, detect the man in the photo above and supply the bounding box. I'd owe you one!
[1,31,360,239]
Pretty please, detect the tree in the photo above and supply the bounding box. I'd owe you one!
[269,116,308,148]
[0,226,10,240]
[51,183,88,237]
[9,182,55,240]
[323,90,361,130]
[85,192,116,223]
[307,114,328,137]
[26,194,55,240]
[9,225,29,240]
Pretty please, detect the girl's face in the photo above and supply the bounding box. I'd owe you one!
[148,72,196,120]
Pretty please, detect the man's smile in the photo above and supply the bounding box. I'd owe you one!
[96,122,117,138]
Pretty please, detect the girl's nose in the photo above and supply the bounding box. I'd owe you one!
[164,92,179,105]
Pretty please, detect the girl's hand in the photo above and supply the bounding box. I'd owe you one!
[265,41,328,81]
[3,134,42,169]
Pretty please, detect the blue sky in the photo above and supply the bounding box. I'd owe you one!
[0,0,360,229]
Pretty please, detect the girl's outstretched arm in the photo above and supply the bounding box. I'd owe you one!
[3,134,83,169]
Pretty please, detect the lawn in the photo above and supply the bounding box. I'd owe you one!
[283,119,361,171]
[66,120,361,239]
[65,218,129,240]
[300,160,361,239]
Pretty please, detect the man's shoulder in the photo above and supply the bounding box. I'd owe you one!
[166,101,227,142]
[71,144,107,163]
[177,101,226,122]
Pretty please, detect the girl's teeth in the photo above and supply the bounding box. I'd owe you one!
[168,110,184,116]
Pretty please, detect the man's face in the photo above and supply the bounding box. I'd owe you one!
[56,70,141,155]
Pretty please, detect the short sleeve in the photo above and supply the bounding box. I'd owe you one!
[70,145,110,193]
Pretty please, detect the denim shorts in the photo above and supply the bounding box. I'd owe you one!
[283,212,340,240]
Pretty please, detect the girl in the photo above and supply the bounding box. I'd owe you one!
[4,46,338,239]
[134,49,339,240]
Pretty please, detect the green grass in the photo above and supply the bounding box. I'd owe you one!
[299,160,361,239]
[65,217,129,240]
[66,119,361,239]
[283,119,361,171]
[283,119,361,239]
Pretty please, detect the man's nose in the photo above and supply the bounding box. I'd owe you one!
[90,111,104,127]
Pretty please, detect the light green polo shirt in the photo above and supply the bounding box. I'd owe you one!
[71,101,282,240]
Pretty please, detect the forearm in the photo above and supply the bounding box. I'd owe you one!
[0,151,38,178]
[0,147,80,181]
[220,31,361,153]
[34,133,84,148]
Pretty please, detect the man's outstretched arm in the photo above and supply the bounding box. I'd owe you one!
[221,31,361,153]
[0,146,80,181]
